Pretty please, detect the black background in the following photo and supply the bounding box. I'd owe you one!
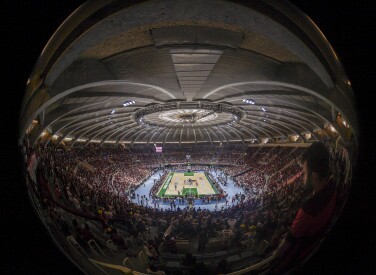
[3,1,374,274]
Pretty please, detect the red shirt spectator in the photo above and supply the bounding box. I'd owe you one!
[271,142,336,273]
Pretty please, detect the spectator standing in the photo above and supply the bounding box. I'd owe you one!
[198,229,209,252]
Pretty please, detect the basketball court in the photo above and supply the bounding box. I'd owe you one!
[157,171,219,197]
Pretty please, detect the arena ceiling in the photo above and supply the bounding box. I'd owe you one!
[20,0,358,148]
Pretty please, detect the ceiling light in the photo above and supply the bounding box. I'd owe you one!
[111,110,116,114]
[123,100,135,106]
[243,99,255,105]
[261,107,266,112]
[329,125,337,132]
[342,118,349,128]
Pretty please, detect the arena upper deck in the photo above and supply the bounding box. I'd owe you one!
[20,0,357,156]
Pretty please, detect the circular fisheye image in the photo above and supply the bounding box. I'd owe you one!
[19,1,359,274]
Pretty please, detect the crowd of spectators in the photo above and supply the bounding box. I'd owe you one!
[22,140,351,274]
[33,145,307,227]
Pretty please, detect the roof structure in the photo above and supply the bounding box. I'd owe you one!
[20,0,358,151]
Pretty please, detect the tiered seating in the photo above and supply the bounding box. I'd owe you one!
[29,142,347,274]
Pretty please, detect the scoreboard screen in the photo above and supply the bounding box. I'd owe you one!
[155,146,162,153]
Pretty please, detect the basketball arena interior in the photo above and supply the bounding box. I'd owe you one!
[19,1,359,274]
